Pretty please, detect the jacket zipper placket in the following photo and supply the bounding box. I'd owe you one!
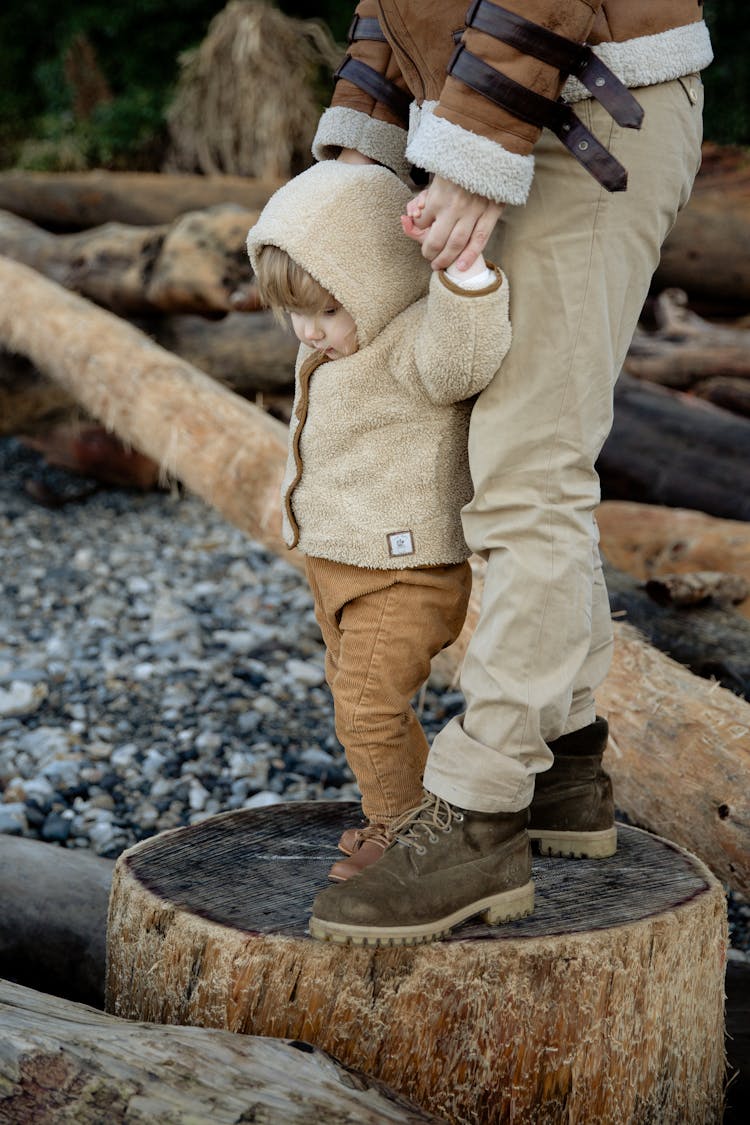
[285,351,328,546]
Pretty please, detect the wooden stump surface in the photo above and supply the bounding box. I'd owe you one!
[107,801,727,1125]
[116,801,714,942]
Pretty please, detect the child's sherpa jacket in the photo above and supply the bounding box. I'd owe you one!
[246,161,511,570]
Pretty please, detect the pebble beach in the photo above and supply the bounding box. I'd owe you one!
[0,435,746,957]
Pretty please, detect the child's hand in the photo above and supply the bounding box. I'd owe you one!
[401,191,430,244]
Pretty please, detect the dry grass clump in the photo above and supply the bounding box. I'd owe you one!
[165,0,341,180]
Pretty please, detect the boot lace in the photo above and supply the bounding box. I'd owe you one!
[351,822,392,853]
[389,792,464,856]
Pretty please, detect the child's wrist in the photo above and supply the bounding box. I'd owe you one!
[446,253,487,283]
[445,256,495,291]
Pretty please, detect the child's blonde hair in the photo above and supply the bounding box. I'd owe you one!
[254,244,332,314]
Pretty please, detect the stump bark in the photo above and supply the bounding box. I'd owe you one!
[106,802,727,1125]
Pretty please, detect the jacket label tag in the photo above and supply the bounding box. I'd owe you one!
[387,530,415,557]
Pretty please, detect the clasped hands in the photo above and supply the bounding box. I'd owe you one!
[338,148,504,272]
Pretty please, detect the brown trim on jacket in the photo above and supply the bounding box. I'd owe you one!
[285,351,329,547]
[438,263,503,297]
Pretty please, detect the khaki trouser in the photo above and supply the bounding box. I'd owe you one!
[305,556,471,822]
[424,75,704,813]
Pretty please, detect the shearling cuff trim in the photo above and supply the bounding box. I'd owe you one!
[562,21,714,104]
[406,106,534,207]
[312,106,411,180]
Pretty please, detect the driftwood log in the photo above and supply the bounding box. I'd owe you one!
[0,313,296,437]
[0,205,258,316]
[148,310,296,394]
[598,373,750,521]
[0,837,113,1008]
[0,350,76,434]
[0,257,292,560]
[627,288,750,392]
[0,980,441,1125]
[603,563,750,698]
[653,142,750,307]
[597,622,750,896]
[596,500,750,620]
[105,802,727,1125]
[0,170,281,229]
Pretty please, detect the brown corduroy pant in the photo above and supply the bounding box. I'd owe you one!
[304,555,472,823]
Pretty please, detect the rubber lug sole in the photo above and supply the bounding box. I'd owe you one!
[529,825,617,859]
[308,880,534,946]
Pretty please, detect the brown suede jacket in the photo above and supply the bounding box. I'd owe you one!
[313,0,712,204]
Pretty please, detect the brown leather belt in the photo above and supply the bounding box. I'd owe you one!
[448,45,629,191]
[452,0,646,191]
[347,15,388,44]
[334,56,411,127]
[466,0,643,128]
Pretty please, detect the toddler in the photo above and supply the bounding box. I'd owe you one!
[246,161,510,880]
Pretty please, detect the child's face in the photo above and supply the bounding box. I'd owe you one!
[289,300,358,361]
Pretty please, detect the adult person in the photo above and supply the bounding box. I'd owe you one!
[308,0,712,946]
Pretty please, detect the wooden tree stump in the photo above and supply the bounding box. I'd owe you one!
[106,802,727,1125]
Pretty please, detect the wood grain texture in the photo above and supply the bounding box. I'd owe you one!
[106,803,727,1125]
[0,170,282,229]
[0,979,441,1124]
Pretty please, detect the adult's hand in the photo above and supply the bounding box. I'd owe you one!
[410,176,504,271]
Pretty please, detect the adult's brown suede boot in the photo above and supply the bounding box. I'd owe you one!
[529,716,617,858]
[309,792,533,946]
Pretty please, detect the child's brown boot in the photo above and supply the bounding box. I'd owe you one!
[329,823,391,882]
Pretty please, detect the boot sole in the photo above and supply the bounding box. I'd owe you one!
[308,880,534,946]
[529,826,617,859]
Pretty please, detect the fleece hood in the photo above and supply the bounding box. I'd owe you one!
[246,162,429,348]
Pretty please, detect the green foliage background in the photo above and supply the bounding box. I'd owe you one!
[0,1,745,171]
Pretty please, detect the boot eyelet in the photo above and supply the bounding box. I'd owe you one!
[454,813,464,823]
[442,825,452,833]
[416,844,427,855]
[427,833,438,844]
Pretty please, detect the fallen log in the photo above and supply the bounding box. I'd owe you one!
[0,350,76,434]
[596,500,750,620]
[655,143,750,307]
[694,375,750,417]
[0,205,257,316]
[643,570,749,608]
[106,802,726,1125]
[626,288,750,389]
[0,980,440,1124]
[0,838,113,1008]
[1,312,296,437]
[0,169,282,229]
[149,310,296,393]
[603,563,750,697]
[599,622,750,895]
[597,373,750,521]
[0,257,293,561]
